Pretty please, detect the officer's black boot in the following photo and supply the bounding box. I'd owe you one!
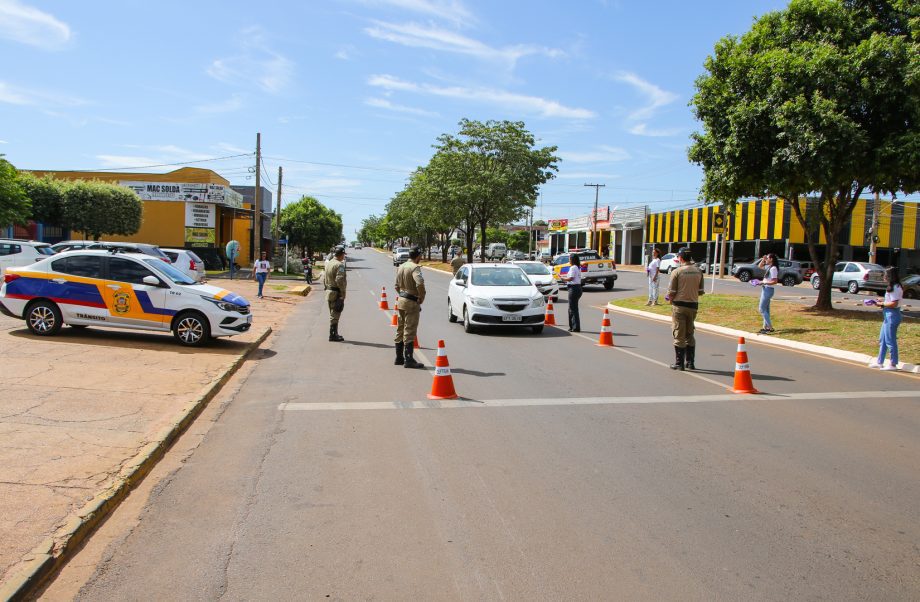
[670,346,685,371]
[403,342,424,369]
[329,324,344,342]
[394,342,405,365]
[685,346,696,370]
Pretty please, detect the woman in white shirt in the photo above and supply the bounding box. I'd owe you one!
[562,253,583,332]
[646,248,661,306]
[251,251,271,298]
[868,267,903,370]
[756,253,779,334]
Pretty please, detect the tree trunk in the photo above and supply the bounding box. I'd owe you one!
[479,220,488,262]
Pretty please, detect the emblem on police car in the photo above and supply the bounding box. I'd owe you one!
[113,292,130,314]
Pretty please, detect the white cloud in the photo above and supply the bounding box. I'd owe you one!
[614,71,679,137]
[365,97,439,117]
[558,145,630,163]
[356,0,474,26]
[0,0,70,50]
[195,94,245,114]
[94,154,161,168]
[0,139,8,144]
[299,178,363,193]
[213,142,249,154]
[207,27,293,93]
[0,80,86,107]
[364,21,562,70]
[368,74,594,119]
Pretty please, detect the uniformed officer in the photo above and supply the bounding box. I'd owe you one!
[667,247,705,370]
[324,246,347,342]
[450,253,465,276]
[394,247,426,368]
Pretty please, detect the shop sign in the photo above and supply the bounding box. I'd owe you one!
[548,219,569,231]
[120,181,243,207]
[209,184,244,208]
[593,206,610,222]
[185,203,216,228]
[568,216,590,229]
[185,227,216,244]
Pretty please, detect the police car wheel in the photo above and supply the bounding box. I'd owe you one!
[447,299,457,322]
[173,311,210,346]
[26,301,63,336]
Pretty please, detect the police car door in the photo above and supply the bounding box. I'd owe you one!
[104,256,170,330]
[47,255,110,325]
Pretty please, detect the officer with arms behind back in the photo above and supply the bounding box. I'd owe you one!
[450,252,465,277]
[324,246,347,342]
[394,247,426,368]
[667,247,705,370]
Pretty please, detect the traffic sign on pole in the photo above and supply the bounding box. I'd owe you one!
[712,212,726,234]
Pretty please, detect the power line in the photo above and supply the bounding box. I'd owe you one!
[262,156,411,174]
[74,153,253,172]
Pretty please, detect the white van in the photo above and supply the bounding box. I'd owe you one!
[484,243,507,261]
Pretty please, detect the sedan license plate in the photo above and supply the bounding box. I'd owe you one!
[502,314,522,322]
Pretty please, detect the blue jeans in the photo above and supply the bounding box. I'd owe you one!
[878,308,901,365]
[568,284,582,330]
[759,286,775,329]
[256,272,266,296]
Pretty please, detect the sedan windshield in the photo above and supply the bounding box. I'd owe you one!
[144,258,197,285]
[518,262,551,276]
[471,267,531,286]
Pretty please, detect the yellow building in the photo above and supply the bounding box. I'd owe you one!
[26,167,259,269]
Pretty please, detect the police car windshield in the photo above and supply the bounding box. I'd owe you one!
[144,258,197,285]
[471,267,531,286]
[518,262,551,276]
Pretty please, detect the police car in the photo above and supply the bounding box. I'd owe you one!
[551,250,617,290]
[0,249,251,346]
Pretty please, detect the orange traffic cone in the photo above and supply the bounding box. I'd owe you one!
[427,340,458,400]
[414,335,422,349]
[390,308,398,326]
[379,287,390,310]
[731,337,760,394]
[596,308,614,347]
[544,300,556,325]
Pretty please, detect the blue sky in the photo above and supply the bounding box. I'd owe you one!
[2,0,808,238]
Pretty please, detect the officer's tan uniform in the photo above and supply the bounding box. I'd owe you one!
[450,255,465,276]
[668,261,705,347]
[394,259,426,344]
[324,256,347,326]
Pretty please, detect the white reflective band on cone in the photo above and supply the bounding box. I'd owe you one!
[737,344,747,352]
[735,362,750,371]
[437,347,447,357]
[435,367,451,376]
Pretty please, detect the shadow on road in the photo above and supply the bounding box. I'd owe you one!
[345,340,392,349]
[449,368,506,378]
[7,327,250,354]
[691,368,794,382]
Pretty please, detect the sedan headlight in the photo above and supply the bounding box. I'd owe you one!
[468,296,492,307]
[530,296,545,308]
[202,296,238,312]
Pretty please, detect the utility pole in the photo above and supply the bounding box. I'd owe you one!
[584,183,605,252]
[274,166,282,255]
[253,132,261,263]
[527,207,533,258]
[868,191,880,264]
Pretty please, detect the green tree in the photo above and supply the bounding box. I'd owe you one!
[62,180,143,241]
[0,156,30,228]
[688,0,920,310]
[507,229,531,252]
[19,173,67,225]
[280,196,343,258]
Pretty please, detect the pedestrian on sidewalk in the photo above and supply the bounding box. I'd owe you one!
[667,247,705,370]
[646,248,662,306]
[562,253,582,332]
[251,251,271,298]
[324,246,347,341]
[394,247,426,368]
[450,253,465,276]
[756,253,779,334]
[868,267,903,370]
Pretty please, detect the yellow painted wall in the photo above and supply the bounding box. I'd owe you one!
[84,201,186,246]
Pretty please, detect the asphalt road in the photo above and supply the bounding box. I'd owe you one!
[51,248,920,601]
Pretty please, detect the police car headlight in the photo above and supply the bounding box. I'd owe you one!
[530,296,545,308]
[469,296,491,307]
[202,296,237,312]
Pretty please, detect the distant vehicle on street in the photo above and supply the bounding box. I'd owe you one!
[0,239,55,277]
[511,260,559,300]
[162,248,206,282]
[0,250,251,346]
[504,250,526,262]
[447,263,545,334]
[902,274,920,299]
[552,250,617,290]
[732,259,805,287]
[658,252,680,273]
[484,243,507,261]
[809,262,887,294]
[392,247,410,266]
[354,242,363,249]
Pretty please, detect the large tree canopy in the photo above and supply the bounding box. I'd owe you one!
[0,156,30,228]
[688,0,919,309]
[18,173,67,225]
[280,195,343,257]
[63,180,143,241]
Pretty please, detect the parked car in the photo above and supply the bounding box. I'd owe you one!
[902,274,920,299]
[511,260,559,300]
[731,259,805,287]
[0,250,251,346]
[0,239,55,277]
[51,240,95,253]
[538,249,552,263]
[658,252,680,273]
[162,248,206,282]
[447,263,545,334]
[809,262,886,294]
[551,250,617,290]
[392,247,410,266]
[484,243,507,261]
[85,241,172,264]
[504,250,526,262]
[698,261,730,275]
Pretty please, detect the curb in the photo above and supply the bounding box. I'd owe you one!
[606,303,920,374]
[0,327,274,602]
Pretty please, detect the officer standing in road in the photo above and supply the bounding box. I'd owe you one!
[324,246,347,342]
[394,247,426,368]
[450,253,465,276]
[667,247,705,370]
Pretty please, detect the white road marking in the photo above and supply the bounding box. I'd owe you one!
[279,390,920,411]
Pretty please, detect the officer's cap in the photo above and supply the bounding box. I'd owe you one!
[678,247,693,261]
[408,246,422,258]
[334,245,346,256]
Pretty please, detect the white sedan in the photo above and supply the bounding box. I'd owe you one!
[510,260,559,300]
[447,263,546,334]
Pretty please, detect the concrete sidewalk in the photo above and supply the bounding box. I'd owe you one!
[0,280,303,596]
